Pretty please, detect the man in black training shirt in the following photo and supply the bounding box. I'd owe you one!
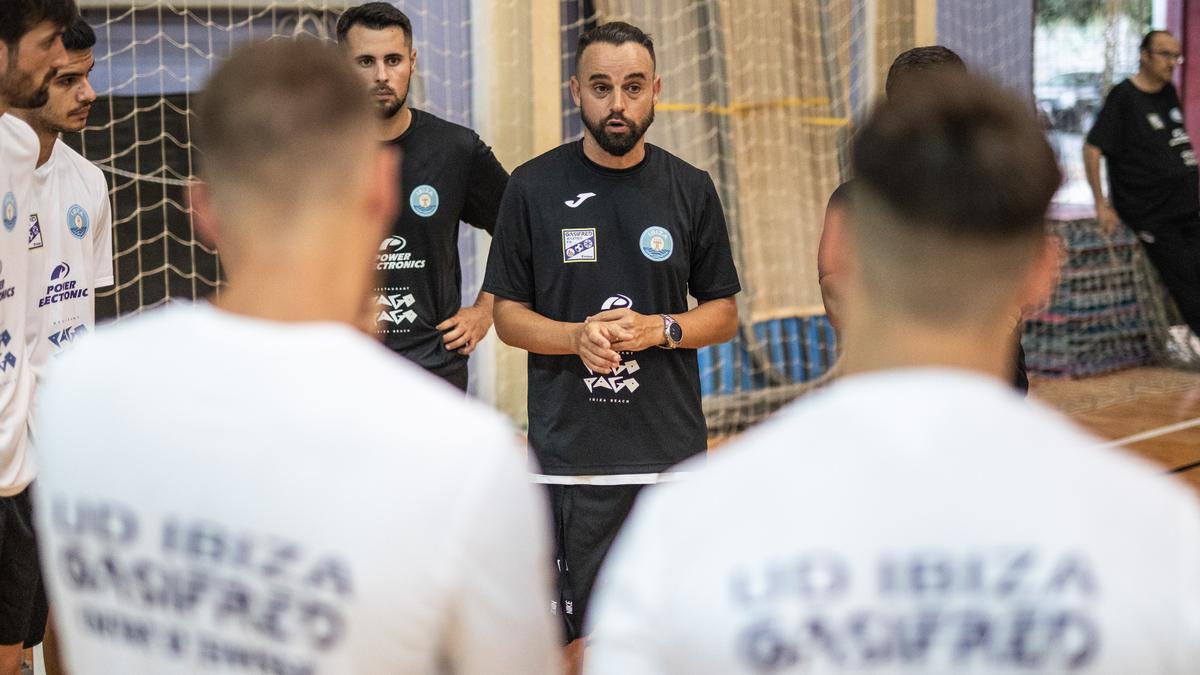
[337,3,508,391]
[483,22,740,663]
[1086,30,1200,333]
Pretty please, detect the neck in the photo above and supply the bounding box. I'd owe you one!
[213,236,366,327]
[1133,71,1167,93]
[838,313,1016,384]
[379,105,413,141]
[581,132,645,169]
[8,109,56,166]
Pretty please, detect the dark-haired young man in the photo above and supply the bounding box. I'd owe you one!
[484,20,740,658]
[1085,30,1200,335]
[10,16,114,416]
[337,2,508,392]
[818,45,1028,393]
[588,70,1200,675]
[0,2,74,673]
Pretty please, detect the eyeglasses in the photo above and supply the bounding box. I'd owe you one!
[1148,50,1184,65]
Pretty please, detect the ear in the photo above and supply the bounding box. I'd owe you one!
[1017,232,1063,317]
[189,181,222,248]
[410,47,418,72]
[570,75,582,107]
[652,74,662,106]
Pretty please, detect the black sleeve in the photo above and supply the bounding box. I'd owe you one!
[688,172,741,301]
[1086,85,1124,155]
[481,176,534,304]
[460,134,509,234]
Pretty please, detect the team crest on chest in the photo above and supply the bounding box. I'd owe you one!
[639,226,673,262]
[2,192,16,232]
[28,214,43,249]
[67,204,89,239]
[409,185,439,217]
[563,228,597,263]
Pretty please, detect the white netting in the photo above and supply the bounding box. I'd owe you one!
[72,0,1198,437]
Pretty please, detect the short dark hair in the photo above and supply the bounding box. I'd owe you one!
[855,71,1060,241]
[1140,29,1172,52]
[576,21,655,69]
[61,15,94,52]
[0,0,77,49]
[195,38,376,211]
[336,2,413,45]
[885,45,965,97]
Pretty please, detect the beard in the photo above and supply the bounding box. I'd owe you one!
[581,106,654,157]
[373,86,408,120]
[0,65,52,109]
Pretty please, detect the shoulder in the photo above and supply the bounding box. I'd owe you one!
[0,114,38,164]
[413,108,486,151]
[54,141,108,192]
[510,142,577,184]
[648,143,712,186]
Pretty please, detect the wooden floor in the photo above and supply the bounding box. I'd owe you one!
[1031,366,1200,494]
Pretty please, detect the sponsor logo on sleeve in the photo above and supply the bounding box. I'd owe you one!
[409,185,439,217]
[563,228,597,263]
[68,204,89,239]
[28,214,43,249]
[639,226,674,262]
[2,192,16,232]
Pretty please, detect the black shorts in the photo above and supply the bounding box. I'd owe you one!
[0,488,48,647]
[1133,217,1200,334]
[547,484,643,643]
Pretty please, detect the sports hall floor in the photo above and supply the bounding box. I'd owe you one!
[1030,366,1200,494]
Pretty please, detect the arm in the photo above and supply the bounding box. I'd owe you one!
[1083,143,1120,235]
[817,189,849,333]
[592,296,738,353]
[437,291,494,355]
[493,297,625,373]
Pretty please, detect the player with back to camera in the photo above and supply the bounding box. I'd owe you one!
[483,20,741,672]
[818,45,1030,393]
[337,2,509,392]
[0,1,74,673]
[30,38,559,675]
[587,71,1200,675]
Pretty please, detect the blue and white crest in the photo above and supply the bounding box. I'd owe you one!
[67,204,89,239]
[409,185,439,217]
[639,226,673,262]
[2,192,16,232]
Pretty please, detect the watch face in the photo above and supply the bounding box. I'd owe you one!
[668,322,683,343]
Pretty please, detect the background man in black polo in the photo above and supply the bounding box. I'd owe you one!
[1086,30,1200,334]
[337,2,508,391]
[483,21,740,669]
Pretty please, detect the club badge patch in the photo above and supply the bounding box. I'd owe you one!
[2,192,16,232]
[67,204,89,239]
[28,214,43,249]
[410,185,439,217]
[639,226,673,262]
[563,228,597,263]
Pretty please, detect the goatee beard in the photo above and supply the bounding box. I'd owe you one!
[582,107,654,157]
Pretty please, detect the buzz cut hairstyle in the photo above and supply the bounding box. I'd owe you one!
[1140,29,1172,51]
[0,0,77,49]
[576,21,655,70]
[194,38,376,210]
[335,2,413,46]
[885,45,966,98]
[61,15,95,52]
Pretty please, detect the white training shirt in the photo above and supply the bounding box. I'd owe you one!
[0,113,39,495]
[20,130,115,445]
[34,302,560,675]
[587,368,1200,675]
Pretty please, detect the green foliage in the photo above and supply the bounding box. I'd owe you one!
[1037,0,1152,26]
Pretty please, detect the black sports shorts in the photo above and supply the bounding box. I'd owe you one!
[0,488,48,647]
[547,483,643,643]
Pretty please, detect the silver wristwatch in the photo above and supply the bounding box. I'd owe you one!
[660,314,682,349]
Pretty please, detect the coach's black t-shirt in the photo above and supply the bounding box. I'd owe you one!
[483,141,741,475]
[375,108,508,378]
[1087,80,1199,227]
